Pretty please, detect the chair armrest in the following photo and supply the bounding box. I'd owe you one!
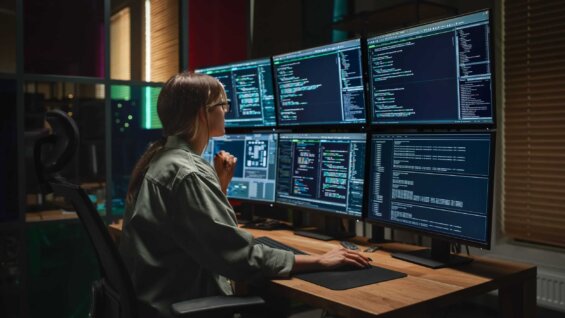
[171,295,265,316]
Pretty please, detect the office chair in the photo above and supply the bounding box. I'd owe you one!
[48,179,266,317]
[31,109,80,195]
[36,110,265,317]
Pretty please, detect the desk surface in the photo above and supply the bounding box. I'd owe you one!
[25,209,78,222]
[108,221,536,318]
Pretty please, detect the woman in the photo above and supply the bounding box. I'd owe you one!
[119,72,370,318]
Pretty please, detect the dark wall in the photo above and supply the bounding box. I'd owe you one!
[188,0,249,70]
[24,0,105,77]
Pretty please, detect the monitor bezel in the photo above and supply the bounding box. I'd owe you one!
[272,38,369,129]
[363,130,496,250]
[204,132,279,204]
[364,9,497,129]
[274,132,367,221]
[195,57,278,129]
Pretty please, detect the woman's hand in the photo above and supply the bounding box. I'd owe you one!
[317,247,371,269]
[214,150,237,194]
[292,247,371,273]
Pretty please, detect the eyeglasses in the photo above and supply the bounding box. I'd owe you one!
[208,101,229,113]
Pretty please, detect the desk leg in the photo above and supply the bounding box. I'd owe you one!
[499,275,536,318]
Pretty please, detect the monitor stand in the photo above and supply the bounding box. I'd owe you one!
[368,225,393,243]
[392,238,473,269]
[293,216,355,241]
[235,202,254,224]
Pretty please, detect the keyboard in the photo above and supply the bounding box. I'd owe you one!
[254,236,308,255]
[340,241,359,250]
[293,230,334,241]
[243,219,291,231]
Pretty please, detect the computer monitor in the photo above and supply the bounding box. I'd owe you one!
[196,58,277,128]
[367,10,494,126]
[367,132,495,268]
[202,133,278,202]
[276,133,366,221]
[273,39,367,127]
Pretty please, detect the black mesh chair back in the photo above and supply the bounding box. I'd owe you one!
[49,179,137,318]
[49,179,266,317]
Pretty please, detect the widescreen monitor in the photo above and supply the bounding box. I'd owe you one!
[196,58,277,128]
[203,133,277,202]
[367,10,494,126]
[273,39,367,127]
[276,133,366,218]
[367,133,494,267]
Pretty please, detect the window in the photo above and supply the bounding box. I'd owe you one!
[503,0,565,248]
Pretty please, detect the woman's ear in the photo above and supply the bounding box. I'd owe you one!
[197,107,207,124]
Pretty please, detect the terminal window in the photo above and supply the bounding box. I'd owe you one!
[276,133,366,217]
[367,10,493,125]
[203,134,277,202]
[273,39,367,126]
[368,133,493,245]
[197,59,276,128]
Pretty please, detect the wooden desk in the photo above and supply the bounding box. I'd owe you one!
[25,209,78,222]
[108,222,536,318]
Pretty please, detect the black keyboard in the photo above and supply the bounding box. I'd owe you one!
[254,236,308,255]
[243,219,291,231]
[340,241,359,250]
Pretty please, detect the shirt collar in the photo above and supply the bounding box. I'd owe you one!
[164,135,198,155]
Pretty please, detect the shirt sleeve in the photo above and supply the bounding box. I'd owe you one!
[167,172,294,282]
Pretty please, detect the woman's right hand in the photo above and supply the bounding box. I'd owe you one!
[292,247,371,273]
[214,150,237,194]
[317,247,371,269]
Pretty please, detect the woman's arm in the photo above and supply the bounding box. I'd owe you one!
[292,248,371,273]
[214,150,237,194]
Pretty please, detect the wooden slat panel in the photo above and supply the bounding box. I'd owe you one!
[505,100,564,109]
[501,0,564,247]
[505,228,565,246]
[150,0,179,83]
[505,207,565,220]
[506,200,565,211]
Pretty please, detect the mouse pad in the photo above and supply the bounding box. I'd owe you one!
[295,266,406,290]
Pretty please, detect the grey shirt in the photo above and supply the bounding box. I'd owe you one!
[119,136,294,318]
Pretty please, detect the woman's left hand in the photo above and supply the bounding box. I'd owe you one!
[214,150,237,194]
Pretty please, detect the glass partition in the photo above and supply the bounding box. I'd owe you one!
[0,79,18,222]
[24,81,107,216]
[110,0,180,81]
[0,1,16,73]
[110,84,162,216]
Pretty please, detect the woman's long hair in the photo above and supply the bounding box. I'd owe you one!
[125,72,225,207]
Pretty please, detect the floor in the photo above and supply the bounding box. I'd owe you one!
[288,294,565,318]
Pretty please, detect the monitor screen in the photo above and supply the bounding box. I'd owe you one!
[367,10,494,126]
[276,133,366,218]
[203,133,277,202]
[196,59,277,128]
[367,133,494,247]
[273,39,367,126]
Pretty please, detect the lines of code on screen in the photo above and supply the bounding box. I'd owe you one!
[276,133,366,217]
[368,133,492,244]
[197,59,276,128]
[367,10,493,125]
[273,39,367,126]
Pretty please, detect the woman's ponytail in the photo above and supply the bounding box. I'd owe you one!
[125,138,166,207]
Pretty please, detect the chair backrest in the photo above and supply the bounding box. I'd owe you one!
[32,109,80,195]
[49,179,137,318]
